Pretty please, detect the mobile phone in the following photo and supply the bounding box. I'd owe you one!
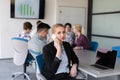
[51,34,57,41]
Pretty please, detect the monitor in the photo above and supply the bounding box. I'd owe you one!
[10,0,45,19]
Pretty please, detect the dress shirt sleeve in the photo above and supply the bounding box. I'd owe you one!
[43,46,61,73]
[67,43,79,66]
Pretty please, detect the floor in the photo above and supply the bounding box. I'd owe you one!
[0,59,36,80]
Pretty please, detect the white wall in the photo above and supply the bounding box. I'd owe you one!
[58,0,87,7]
[57,0,88,34]
[0,0,57,58]
[0,24,1,56]
[0,0,88,58]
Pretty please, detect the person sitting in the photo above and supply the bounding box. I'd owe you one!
[28,22,50,80]
[72,24,90,50]
[41,23,79,80]
[30,20,43,37]
[64,23,75,45]
[18,21,33,40]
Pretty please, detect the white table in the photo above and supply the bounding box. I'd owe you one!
[74,49,120,80]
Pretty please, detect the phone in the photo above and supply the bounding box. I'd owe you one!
[51,34,57,41]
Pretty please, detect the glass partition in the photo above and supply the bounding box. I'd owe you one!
[92,36,120,49]
[93,0,120,13]
[92,14,120,37]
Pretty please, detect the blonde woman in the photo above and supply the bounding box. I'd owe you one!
[72,24,90,50]
[41,23,79,80]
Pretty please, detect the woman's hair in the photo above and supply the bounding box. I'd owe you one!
[64,23,72,28]
[51,23,64,34]
[74,24,82,32]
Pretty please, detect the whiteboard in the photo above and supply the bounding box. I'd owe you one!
[58,6,86,28]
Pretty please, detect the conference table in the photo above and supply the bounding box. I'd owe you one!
[74,49,120,80]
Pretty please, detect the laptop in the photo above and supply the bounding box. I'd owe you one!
[82,50,118,74]
[91,50,117,69]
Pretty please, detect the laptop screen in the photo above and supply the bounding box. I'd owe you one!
[95,50,117,69]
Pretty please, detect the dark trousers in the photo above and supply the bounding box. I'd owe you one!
[50,73,79,80]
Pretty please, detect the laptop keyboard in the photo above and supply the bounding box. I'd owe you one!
[91,64,109,70]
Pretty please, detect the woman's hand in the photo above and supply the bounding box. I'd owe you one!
[70,64,77,77]
[54,38,62,57]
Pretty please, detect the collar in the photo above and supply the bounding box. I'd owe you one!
[35,34,45,41]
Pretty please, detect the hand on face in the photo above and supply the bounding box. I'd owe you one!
[52,26,66,57]
[52,26,66,51]
[53,37,62,58]
[54,27,66,42]
[54,38,62,52]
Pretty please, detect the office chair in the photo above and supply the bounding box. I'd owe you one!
[112,46,120,58]
[11,37,33,80]
[29,49,46,80]
[36,54,47,80]
[89,41,98,52]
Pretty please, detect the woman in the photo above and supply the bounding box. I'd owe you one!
[64,23,75,45]
[41,23,79,80]
[72,24,90,50]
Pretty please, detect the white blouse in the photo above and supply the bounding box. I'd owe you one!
[56,46,69,74]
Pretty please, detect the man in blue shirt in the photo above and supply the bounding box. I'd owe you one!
[28,22,50,80]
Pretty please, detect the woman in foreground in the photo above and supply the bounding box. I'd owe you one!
[41,23,79,80]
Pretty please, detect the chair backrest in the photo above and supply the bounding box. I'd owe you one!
[29,49,44,71]
[36,54,44,73]
[89,41,98,52]
[29,49,40,56]
[12,37,28,65]
[112,46,120,58]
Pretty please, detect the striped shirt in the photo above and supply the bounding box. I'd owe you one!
[18,32,31,40]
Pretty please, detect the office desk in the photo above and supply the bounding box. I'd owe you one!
[74,49,120,79]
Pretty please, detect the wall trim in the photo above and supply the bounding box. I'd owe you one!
[92,11,120,15]
[92,34,120,39]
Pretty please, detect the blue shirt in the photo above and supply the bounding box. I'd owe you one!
[28,34,47,55]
